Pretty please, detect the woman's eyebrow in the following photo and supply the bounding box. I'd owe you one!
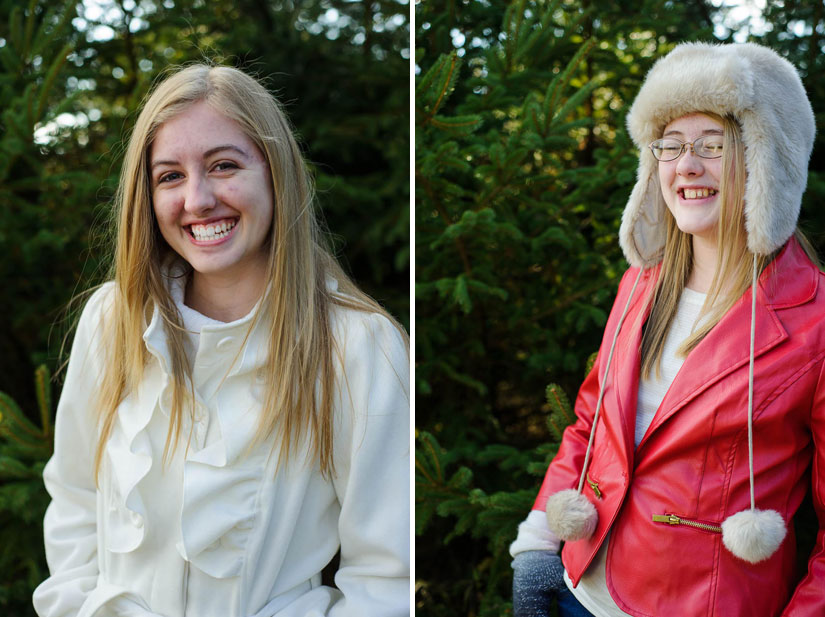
[203,144,250,159]
[150,144,250,169]
[663,128,724,137]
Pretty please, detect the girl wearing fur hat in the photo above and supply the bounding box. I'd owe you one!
[32,65,410,617]
[510,42,824,617]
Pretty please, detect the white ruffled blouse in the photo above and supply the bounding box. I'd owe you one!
[32,279,410,617]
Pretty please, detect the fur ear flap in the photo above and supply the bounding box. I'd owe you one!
[721,508,786,564]
[544,489,598,542]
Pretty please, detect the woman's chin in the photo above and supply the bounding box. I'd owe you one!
[671,212,719,240]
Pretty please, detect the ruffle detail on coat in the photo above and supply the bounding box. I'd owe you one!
[103,377,164,554]
[176,396,269,579]
[103,280,179,555]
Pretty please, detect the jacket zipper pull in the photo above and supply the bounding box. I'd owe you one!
[652,513,723,533]
[586,473,602,499]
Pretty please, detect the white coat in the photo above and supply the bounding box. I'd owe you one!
[32,281,410,617]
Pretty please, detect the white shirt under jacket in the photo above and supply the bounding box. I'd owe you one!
[32,279,410,617]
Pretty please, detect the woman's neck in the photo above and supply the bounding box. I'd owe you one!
[686,234,719,293]
[184,265,267,322]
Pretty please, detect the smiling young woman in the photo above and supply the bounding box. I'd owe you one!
[32,65,410,617]
[149,100,275,321]
[510,42,825,617]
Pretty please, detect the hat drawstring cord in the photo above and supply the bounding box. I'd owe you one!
[545,267,645,542]
[747,253,757,510]
[718,253,786,564]
[576,266,645,494]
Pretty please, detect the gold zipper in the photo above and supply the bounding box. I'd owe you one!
[586,473,602,499]
[652,513,722,533]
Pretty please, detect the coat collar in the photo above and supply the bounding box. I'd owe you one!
[611,237,818,458]
[140,259,264,372]
[760,236,819,309]
[141,262,342,380]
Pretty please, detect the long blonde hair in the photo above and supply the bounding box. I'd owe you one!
[92,63,404,479]
[641,112,818,378]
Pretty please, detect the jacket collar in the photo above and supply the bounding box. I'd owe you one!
[141,260,269,379]
[141,262,342,380]
[612,237,818,459]
[760,236,818,308]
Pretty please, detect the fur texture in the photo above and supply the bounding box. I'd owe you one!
[621,42,815,266]
[544,489,598,542]
[721,508,787,564]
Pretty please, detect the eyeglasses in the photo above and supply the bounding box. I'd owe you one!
[649,135,724,162]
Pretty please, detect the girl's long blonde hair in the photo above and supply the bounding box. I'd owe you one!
[641,112,818,378]
[92,63,405,479]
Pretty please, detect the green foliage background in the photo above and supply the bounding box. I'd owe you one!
[415,1,825,615]
[0,1,408,614]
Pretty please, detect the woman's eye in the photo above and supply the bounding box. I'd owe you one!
[213,161,238,172]
[158,171,182,184]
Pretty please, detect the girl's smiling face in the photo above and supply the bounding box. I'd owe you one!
[150,101,273,285]
[658,113,725,243]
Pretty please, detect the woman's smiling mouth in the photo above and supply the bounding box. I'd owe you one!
[187,217,239,242]
[678,186,718,200]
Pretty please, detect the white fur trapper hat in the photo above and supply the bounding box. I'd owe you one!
[620,42,815,267]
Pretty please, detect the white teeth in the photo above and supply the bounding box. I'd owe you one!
[190,219,236,240]
[682,188,716,200]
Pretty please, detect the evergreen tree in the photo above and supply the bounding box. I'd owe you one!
[0,0,91,416]
[415,0,724,614]
[0,367,53,613]
[416,0,825,612]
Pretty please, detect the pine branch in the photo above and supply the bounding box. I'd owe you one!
[35,365,52,440]
[545,38,596,129]
[23,0,37,58]
[35,41,73,122]
[416,51,462,122]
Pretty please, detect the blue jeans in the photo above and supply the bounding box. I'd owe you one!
[512,551,594,617]
[557,587,594,617]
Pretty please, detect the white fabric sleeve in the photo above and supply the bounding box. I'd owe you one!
[31,286,158,617]
[32,287,108,617]
[325,312,410,617]
[509,509,561,557]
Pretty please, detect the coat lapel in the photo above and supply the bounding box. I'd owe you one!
[608,270,655,469]
[635,238,817,451]
[636,287,786,450]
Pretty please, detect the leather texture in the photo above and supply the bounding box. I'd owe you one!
[534,237,825,617]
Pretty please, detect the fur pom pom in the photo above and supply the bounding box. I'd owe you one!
[544,489,598,542]
[721,508,786,564]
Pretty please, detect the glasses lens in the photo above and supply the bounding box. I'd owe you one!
[650,139,683,161]
[695,135,724,158]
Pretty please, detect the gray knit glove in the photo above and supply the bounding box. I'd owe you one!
[512,550,565,617]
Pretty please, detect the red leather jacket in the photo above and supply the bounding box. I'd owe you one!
[534,238,825,617]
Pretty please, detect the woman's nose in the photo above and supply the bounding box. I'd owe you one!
[676,149,704,175]
[183,175,217,214]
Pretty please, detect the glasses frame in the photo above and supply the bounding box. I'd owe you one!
[648,135,724,162]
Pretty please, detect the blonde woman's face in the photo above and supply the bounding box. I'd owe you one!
[657,113,724,243]
[150,101,273,283]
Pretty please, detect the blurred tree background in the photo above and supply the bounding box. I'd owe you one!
[0,0,408,613]
[415,0,825,615]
